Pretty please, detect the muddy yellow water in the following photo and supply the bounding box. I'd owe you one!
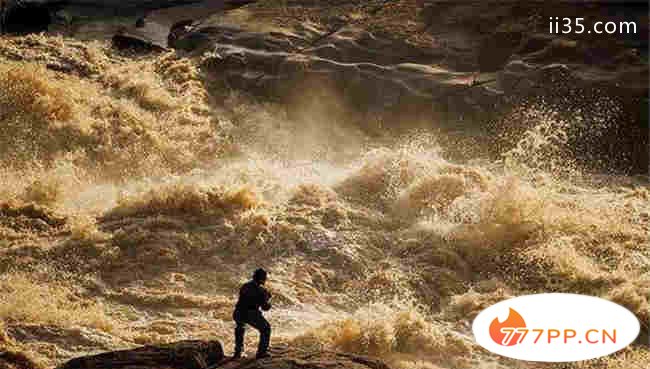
[0,35,648,369]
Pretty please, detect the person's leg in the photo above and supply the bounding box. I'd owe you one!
[233,320,245,358]
[245,312,271,357]
[257,317,271,357]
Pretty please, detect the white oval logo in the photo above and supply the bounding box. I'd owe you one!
[472,293,640,362]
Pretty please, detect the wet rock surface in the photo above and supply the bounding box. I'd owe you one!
[183,23,502,122]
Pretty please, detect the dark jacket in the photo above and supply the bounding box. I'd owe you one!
[234,280,271,316]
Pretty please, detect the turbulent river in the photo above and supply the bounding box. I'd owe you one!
[0,32,648,369]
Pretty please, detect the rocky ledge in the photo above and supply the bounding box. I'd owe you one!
[52,341,391,369]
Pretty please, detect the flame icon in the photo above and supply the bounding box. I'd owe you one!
[489,308,527,346]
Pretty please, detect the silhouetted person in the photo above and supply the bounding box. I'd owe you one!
[233,268,272,359]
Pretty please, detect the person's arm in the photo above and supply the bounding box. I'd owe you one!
[260,288,272,311]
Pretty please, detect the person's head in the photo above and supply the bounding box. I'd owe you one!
[253,268,267,285]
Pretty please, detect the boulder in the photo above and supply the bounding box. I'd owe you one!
[56,341,393,369]
[58,341,224,369]
[113,0,257,50]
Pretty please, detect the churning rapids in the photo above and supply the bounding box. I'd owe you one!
[0,3,648,369]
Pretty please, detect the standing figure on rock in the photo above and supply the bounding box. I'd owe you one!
[233,268,272,359]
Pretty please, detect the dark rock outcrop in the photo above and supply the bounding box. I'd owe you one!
[58,341,224,369]
[1,1,255,43]
[113,0,257,50]
[56,341,392,369]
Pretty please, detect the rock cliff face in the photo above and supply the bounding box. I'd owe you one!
[170,1,647,173]
[55,341,392,369]
[184,24,503,118]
